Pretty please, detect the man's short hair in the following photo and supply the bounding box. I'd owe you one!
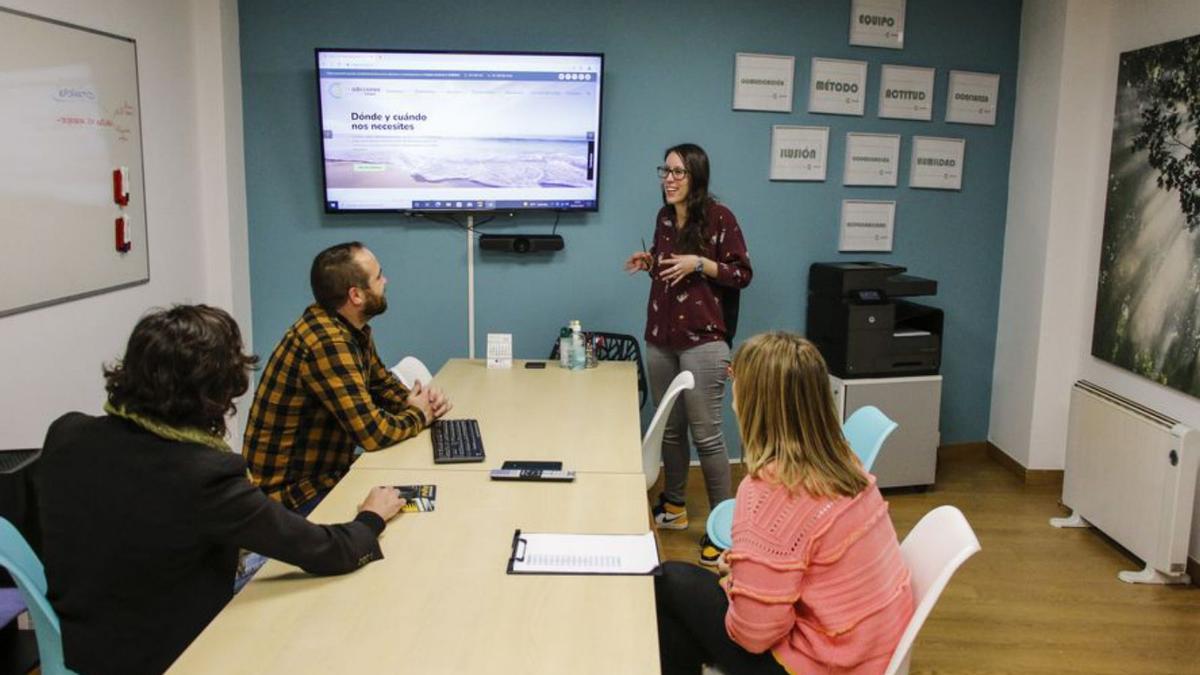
[311,242,369,312]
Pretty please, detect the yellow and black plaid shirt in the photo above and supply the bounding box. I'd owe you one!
[243,304,427,509]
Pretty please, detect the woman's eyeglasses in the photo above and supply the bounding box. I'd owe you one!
[656,166,689,181]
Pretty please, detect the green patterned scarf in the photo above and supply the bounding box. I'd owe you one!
[104,401,231,452]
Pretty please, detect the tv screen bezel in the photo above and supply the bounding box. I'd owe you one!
[314,47,605,215]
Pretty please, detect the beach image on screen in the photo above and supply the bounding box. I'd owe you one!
[317,51,602,210]
[323,137,591,189]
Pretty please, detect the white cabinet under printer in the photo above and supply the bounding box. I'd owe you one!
[830,374,941,489]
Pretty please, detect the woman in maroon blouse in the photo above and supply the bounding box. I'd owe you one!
[624,143,753,565]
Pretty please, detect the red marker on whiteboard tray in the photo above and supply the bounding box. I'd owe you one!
[113,166,129,206]
[115,215,131,253]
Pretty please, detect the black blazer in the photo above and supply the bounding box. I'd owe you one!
[38,413,386,675]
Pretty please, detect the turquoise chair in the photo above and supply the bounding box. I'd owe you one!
[843,405,899,472]
[706,498,737,550]
[0,517,76,675]
[705,406,899,551]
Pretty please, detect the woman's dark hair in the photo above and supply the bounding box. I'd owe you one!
[104,305,259,436]
[662,143,716,255]
[311,241,368,312]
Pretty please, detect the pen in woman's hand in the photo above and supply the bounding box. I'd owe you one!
[641,237,656,274]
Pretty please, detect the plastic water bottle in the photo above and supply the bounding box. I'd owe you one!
[559,327,571,368]
[569,320,585,371]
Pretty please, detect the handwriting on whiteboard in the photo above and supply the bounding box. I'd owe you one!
[54,99,135,141]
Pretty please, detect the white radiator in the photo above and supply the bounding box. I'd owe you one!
[1050,380,1199,584]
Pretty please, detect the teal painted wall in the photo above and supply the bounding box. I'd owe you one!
[239,0,1021,447]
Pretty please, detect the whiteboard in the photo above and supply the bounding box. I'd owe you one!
[0,8,148,317]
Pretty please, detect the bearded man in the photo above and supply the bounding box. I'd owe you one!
[243,242,451,512]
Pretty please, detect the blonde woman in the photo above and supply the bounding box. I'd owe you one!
[654,332,914,675]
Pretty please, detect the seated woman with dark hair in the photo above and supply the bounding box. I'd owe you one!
[38,305,407,675]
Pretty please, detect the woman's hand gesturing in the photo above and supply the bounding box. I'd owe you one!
[624,251,654,274]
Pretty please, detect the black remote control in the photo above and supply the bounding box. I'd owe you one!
[489,468,576,482]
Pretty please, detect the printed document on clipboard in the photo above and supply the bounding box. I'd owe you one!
[506,530,660,576]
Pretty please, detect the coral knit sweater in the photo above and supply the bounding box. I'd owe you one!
[723,471,914,674]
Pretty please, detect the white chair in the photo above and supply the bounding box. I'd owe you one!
[390,356,433,389]
[642,370,694,490]
[884,505,981,675]
[705,505,978,675]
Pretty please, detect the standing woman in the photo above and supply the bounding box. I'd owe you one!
[624,143,752,565]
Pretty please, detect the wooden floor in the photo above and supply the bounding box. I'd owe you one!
[657,445,1200,674]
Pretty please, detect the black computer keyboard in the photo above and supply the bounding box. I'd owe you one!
[431,419,485,463]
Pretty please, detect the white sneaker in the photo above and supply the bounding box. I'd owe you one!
[652,497,689,530]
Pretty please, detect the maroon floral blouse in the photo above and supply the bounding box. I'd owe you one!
[644,202,752,351]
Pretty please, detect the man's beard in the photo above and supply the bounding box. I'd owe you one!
[363,290,388,317]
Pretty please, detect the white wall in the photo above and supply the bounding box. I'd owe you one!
[988,0,1068,469]
[992,0,1200,560]
[0,0,249,449]
[192,0,253,447]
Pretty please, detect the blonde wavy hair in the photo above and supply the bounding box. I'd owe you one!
[732,332,868,498]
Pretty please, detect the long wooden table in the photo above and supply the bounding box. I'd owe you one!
[353,359,643,474]
[168,358,658,675]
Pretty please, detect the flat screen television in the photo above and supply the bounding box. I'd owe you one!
[315,49,604,213]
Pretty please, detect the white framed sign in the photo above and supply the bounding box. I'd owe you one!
[486,333,513,369]
[769,125,829,181]
[808,57,867,116]
[844,132,900,186]
[849,0,906,49]
[878,65,934,120]
[733,52,795,112]
[946,70,1000,125]
[840,200,896,252]
[910,136,965,190]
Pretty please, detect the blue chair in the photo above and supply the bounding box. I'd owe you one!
[705,498,736,550]
[704,406,899,553]
[0,517,76,675]
[843,405,899,472]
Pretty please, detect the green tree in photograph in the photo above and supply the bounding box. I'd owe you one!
[1129,37,1200,230]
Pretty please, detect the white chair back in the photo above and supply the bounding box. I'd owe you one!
[391,356,433,389]
[642,371,694,490]
[884,505,981,675]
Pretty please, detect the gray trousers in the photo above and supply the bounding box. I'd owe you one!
[646,340,733,510]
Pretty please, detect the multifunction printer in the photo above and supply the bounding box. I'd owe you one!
[806,262,943,378]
